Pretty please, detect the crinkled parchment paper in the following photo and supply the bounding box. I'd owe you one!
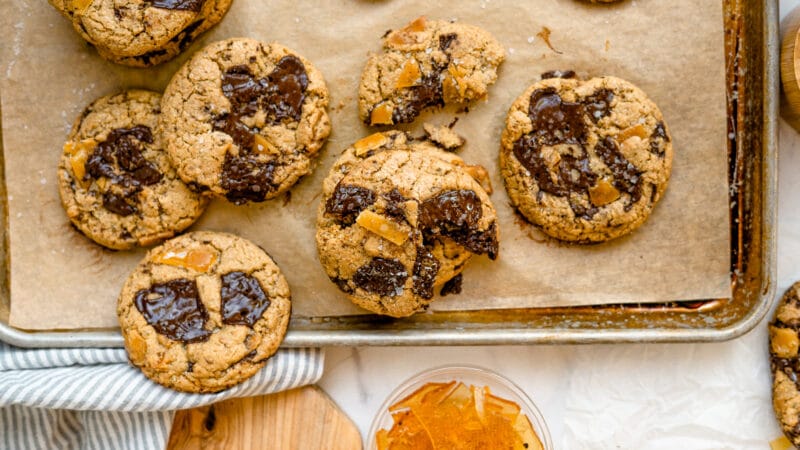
[0,0,729,329]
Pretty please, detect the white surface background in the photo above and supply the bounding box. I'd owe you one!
[317,1,800,448]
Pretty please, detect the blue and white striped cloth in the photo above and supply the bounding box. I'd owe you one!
[0,342,324,450]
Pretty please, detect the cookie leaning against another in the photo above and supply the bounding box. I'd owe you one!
[316,127,498,317]
[57,90,208,250]
[160,38,331,204]
[48,0,232,67]
[770,282,800,446]
[118,231,291,393]
[359,16,505,126]
[499,73,673,243]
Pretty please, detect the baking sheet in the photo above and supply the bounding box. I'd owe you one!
[0,0,730,330]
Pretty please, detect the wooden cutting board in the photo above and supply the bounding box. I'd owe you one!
[167,386,363,450]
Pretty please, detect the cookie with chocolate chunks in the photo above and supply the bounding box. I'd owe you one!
[358,16,505,126]
[160,38,331,204]
[770,282,800,447]
[48,0,231,67]
[57,90,207,250]
[499,75,673,243]
[117,231,291,393]
[316,128,498,317]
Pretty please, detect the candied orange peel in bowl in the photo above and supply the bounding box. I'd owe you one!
[370,366,551,450]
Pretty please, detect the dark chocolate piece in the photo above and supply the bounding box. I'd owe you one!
[325,183,377,226]
[583,89,614,123]
[220,271,271,327]
[147,0,206,12]
[85,125,162,216]
[411,247,439,299]
[419,190,499,259]
[213,57,309,202]
[439,273,463,296]
[594,136,642,206]
[382,189,408,223]
[649,121,669,156]
[352,258,408,297]
[134,279,211,343]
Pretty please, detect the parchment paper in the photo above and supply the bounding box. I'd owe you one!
[0,0,730,330]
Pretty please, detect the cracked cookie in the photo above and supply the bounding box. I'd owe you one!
[118,230,291,393]
[770,282,800,447]
[499,74,673,243]
[316,128,498,317]
[160,38,331,204]
[58,90,208,250]
[48,0,232,67]
[358,16,504,126]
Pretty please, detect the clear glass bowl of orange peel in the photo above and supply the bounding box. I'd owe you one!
[368,365,553,450]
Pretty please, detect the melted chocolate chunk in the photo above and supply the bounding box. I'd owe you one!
[135,49,168,65]
[439,33,458,52]
[147,0,206,11]
[134,279,211,343]
[439,273,463,296]
[220,153,276,204]
[325,183,377,226]
[540,70,576,80]
[392,73,444,124]
[352,258,408,297]
[412,247,439,299]
[594,136,641,206]
[213,58,309,202]
[419,190,482,232]
[419,190,499,259]
[103,192,136,216]
[449,221,499,260]
[263,56,309,122]
[583,89,614,123]
[85,125,162,216]
[382,189,408,223]
[649,121,669,156]
[220,272,271,327]
[511,88,624,218]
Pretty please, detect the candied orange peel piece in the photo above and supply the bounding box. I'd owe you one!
[64,139,97,189]
[356,210,409,246]
[396,60,422,90]
[153,247,219,273]
[354,132,389,156]
[370,103,394,125]
[377,380,544,450]
[618,124,649,141]
[388,16,427,46]
[588,179,620,207]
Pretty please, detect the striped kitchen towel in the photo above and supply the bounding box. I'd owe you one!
[0,342,324,450]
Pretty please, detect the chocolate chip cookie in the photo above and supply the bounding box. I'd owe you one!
[58,90,208,250]
[358,16,505,126]
[316,128,498,317]
[160,38,331,204]
[48,0,231,67]
[500,75,673,243]
[770,282,800,446]
[118,231,291,393]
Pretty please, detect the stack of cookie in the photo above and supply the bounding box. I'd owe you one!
[315,17,506,317]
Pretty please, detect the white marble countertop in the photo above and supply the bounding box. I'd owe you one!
[318,2,800,448]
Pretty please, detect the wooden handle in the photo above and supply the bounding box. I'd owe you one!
[167,386,363,450]
[781,5,800,130]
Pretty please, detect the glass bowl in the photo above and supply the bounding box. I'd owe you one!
[367,365,553,450]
